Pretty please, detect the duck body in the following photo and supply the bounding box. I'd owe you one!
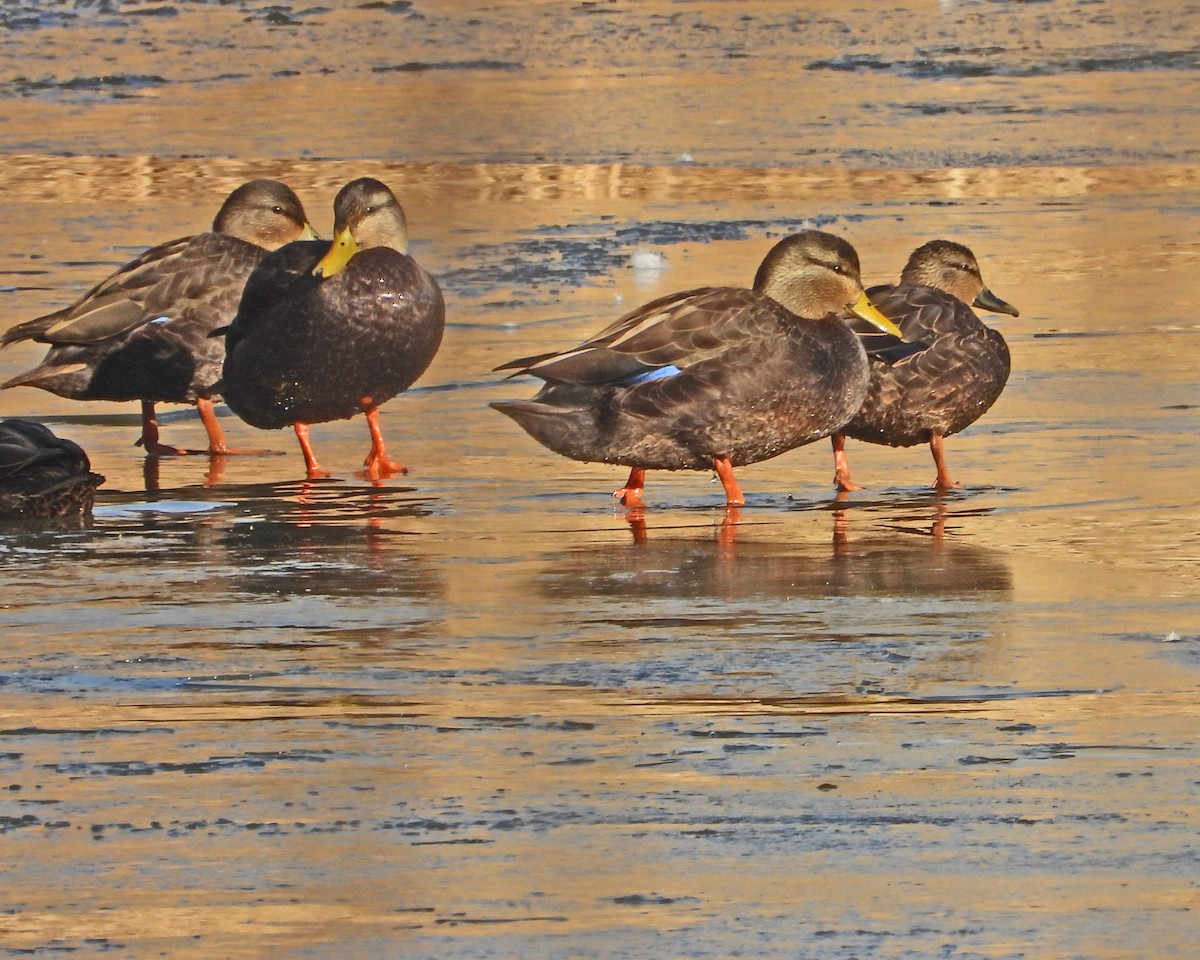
[830,239,1018,491]
[0,180,313,455]
[841,282,1011,448]
[2,232,270,405]
[218,178,445,479]
[493,230,904,507]
[222,242,445,430]
[0,418,104,518]
[495,286,871,472]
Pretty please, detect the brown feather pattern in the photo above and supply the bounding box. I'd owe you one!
[1,180,312,407]
[840,282,1011,448]
[492,230,886,479]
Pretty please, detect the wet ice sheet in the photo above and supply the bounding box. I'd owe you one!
[0,0,1199,166]
[1,0,1199,958]
[1,160,1199,957]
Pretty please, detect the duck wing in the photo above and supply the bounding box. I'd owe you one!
[0,419,81,482]
[497,287,778,385]
[862,284,1009,410]
[3,234,266,348]
[220,240,329,344]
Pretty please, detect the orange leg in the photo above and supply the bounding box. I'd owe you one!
[712,457,745,507]
[197,398,278,455]
[196,397,230,454]
[135,400,188,456]
[293,422,331,479]
[831,433,862,492]
[613,467,646,508]
[361,405,408,479]
[930,434,960,490]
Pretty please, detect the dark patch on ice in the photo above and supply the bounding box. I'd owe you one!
[440,214,854,301]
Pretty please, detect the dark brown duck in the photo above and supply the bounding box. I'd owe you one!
[493,230,903,508]
[831,239,1019,491]
[219,178,445,480]
[0,180,314,456]
[0,418,104,518]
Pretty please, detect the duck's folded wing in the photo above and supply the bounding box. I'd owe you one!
[0,438,40,482]
[882,328,1008,407]
[24,234,265,346]
[500,287,774,385]
[10,236,198,346]
[226,240,328,336]
[0,421,65,481]
[844,316,930,365]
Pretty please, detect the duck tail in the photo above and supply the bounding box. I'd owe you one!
[2,315,58,348]
[490,398,590,460]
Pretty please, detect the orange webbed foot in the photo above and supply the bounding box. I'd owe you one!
[613,485,646,509]
[293,422,332,480]
[135,437,195,457]
[613,467,647,508]
[357,404,408,480]
[360,452,409,481]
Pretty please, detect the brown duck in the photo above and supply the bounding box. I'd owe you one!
[1,180,314,456]
[831,239,1019,491]
[492,230,903,508]
[0,418,104,518]
[219,178,445,480]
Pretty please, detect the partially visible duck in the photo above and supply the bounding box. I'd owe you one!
[0,418,104,518]
[492,230,903,508]
[1,179,315,455]
[219,178,445,480]
[831,239,1019,491]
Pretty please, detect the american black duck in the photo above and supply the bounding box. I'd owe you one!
[1,179,314,455]
[0,418,104,518]
[492,230,903,508]
[831,239,1019,491]
[219,178,445,480]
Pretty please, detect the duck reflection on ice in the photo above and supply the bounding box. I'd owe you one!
[206,483,443,602]
[549,497,1012,605]
[86,480,444,607]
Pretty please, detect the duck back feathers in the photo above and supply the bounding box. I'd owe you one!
[0,419,104,518]
[0,180,313,405]
[841,282,1011,447]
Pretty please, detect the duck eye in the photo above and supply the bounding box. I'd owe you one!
[272,205,284,214]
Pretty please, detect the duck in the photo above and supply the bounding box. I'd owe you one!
[830,239,1019,491]
[218,178,445,480]
[0,418,104,518]
[1,179,315,456]
[491,230,903,508]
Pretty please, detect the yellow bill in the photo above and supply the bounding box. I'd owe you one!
[848,290,903,337]
[313,225,358,278]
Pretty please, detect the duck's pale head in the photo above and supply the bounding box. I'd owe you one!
[900,239,1019,317]
[212,179,316,251]
[754,230,901,335]
[313,178,410,279]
